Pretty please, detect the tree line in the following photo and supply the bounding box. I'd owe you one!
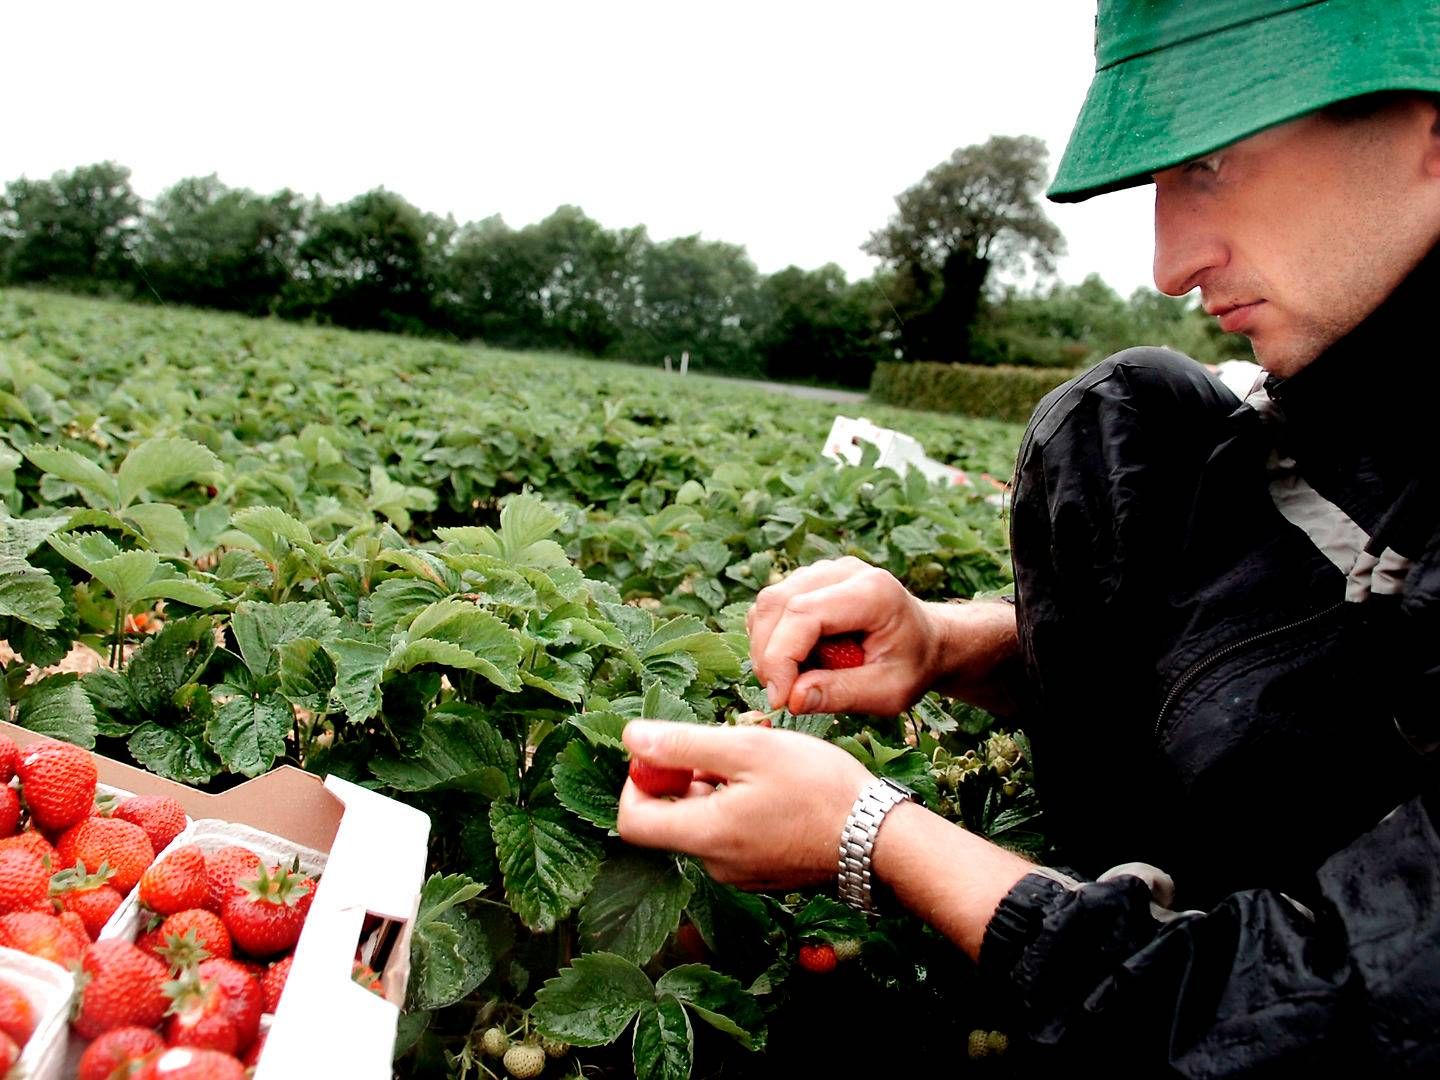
[0,141,1246,388]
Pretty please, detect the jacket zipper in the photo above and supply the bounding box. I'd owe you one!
[1152,601,1346,741]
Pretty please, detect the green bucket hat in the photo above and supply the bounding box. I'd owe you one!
[1049,0,1440,202]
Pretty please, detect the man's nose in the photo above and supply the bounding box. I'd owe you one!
[1151,186,1226,297]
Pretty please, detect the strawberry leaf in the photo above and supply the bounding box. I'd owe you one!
[369,704,514,798]
[551,741,624,830]
[116,438,222,509]
[127,616,216,713]
[232,600,341,680]
[15,673,97,748]
[532,952,654,1046]
[324,638,388,724]
[0,554,63,629]
[632,994,692,1080]
[655,965,767,1051]
[490,803,602,933]
[579,850,692,966]
[207,692,293,777]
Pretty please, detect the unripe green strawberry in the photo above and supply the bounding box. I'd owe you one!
[478,1025,510,1057]
[502,1042,546,1078]
[967,1028,990,1060]
[541,1036,570,1058]
[986,1030,1009,1055]
[831,937,862,962]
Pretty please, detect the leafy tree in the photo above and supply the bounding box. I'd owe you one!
[287,188,451,334]
[442,214,549,347]
[0,162,141,289]
[865,135,1063,363]
[136,176,308,315]
[755,264,887,387]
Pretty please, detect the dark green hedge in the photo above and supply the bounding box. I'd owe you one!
[869,361,1079,424]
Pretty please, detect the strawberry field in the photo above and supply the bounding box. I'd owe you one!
[0,288,1044,1077]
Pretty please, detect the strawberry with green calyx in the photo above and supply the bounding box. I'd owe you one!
[805,634,865,671]
[628,758,694,799]
[503,1042,547,1079]
[55,817,154,894]
[195,957,263,1054]
[77,1025,166,1080]
[140,844,209,915]
[0,980,35,1048]
[17,740,97,833]
[49,861,123,939]
[221,862,313,957]
[135,1046,248,1080]
[72,939,170,1039]
[114,795,187,854]
[796,942,838,973]
[203,846,262,915]
[163,966,240,1055]
[154,910,232,970]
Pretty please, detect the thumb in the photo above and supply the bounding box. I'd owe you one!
[623,719,760,777]
[788,668,871,715]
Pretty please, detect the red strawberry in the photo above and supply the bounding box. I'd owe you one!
[136,1047,247,1080]
[140,844,208,914]
[203,847,262,914]
[16,740,97,832]
[195,957,263,1053]
[0,912,87,967]
[0,737,19,785]
[0,787,19,839]
[809,635,865,670]
[58,909,91,944]
[628,758,693,798]
[49,863,124,939]
[221,863,312,958]
[261,953,292,1013]
[242,1030,266,1069]
[164,967,240,1055]
[72,939,170,1040]
[114,795,187,854]
[56,817,154,894]
[0,980,35,1046]
[77,1025,166,1080]
[797,942,838,973]
[0,849,50,913]
[154,909,232,969]
[0,830,57,867]
[0,1030,17,1073]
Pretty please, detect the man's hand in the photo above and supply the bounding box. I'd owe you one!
[617,720,874,890]
[747,556,1022,716]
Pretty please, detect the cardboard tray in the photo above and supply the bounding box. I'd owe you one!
[0,722,432,1078]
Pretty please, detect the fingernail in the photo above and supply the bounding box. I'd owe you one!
[766,682,780,708]
[803,688,821,713]
[626,720,656,755]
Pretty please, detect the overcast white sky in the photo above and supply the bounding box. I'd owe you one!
[2,1,1160,298]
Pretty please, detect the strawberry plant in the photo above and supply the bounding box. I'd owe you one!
[0,287,1047,1077]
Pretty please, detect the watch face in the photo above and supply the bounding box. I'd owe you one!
[880,778,918,801]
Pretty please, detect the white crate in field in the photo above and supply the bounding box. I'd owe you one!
[821,415,972,487]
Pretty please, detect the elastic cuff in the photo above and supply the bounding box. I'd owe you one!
[978,872,1069,982]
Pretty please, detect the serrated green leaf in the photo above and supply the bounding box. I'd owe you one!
[131,573,225,609]
[387,599,522,691]
[579,851,692,965]
[633,995,692,1080]
[325,638,388,724]
[277,637,336,713]
[490,803,603,933]
[367,577,448,637]
[126,616,216,713]
[208,692,292,777]
[656,965,766,1050]
[641,682,697,724]
[116,437,221,508]
[230,506,313,546]
[23,445,117,507]
[569,711,629,751]
[88,550,159,603]
[0,555,63,629]
[128,721,219,784]
[121,503,190,555]
[519,655,585,703]
[532,952,654,1046]
[552,741,625,830]
[369,704,515,797]
[497,494,567,566]
[15,675,97,748]
[0,511,70,559]
[232,600,341,680]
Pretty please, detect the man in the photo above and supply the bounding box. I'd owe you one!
[618,1,1440,1071]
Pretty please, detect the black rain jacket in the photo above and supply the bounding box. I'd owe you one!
[982,246,1440,1075]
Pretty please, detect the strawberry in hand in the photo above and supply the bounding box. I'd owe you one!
[628,758,694,799]
[806,635,866,671]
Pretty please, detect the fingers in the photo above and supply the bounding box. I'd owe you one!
[623,719,766,779]
[617,772,721,853]
[747,558,870,686]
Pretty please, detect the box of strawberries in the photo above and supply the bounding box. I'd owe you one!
[0,722,430,1079]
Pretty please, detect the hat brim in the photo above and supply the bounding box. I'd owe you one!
[1049,1,1440,203]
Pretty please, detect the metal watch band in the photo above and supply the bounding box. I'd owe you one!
[837,778,916,915]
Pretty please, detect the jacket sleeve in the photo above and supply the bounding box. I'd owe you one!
[977,791,1440,1075]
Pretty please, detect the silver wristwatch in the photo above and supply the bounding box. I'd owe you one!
[837,777,918,914]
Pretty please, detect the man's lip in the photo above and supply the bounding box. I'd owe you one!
[1207,300,1263,334]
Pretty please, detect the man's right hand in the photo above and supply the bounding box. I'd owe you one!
[746,556,1021,717]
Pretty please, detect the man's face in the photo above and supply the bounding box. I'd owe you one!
[1151,98,1440,376]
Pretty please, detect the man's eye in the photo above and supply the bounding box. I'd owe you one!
[1185,155,1221,175]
